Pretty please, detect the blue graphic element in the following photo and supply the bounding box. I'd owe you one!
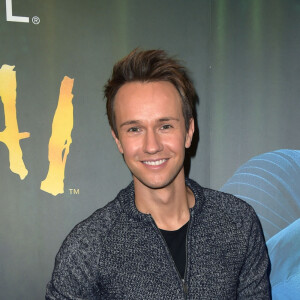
[221,149,300,241]
[267,219,300,300]
[220,149,300,299]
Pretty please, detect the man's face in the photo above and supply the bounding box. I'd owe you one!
[112,81,194,190]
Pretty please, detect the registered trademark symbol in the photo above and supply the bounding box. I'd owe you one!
[32,16,40,25]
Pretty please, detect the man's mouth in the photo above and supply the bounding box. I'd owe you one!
[142,159,167,166]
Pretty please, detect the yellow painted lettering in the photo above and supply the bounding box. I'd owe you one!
[40,76,74,196]
[0,65,30,179]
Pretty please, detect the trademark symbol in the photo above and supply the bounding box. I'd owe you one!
[69,188,80,195]
[32,16,40,25]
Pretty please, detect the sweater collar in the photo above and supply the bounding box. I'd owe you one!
[119,178,206,221]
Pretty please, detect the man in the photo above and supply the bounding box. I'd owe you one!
[46,49,271,299]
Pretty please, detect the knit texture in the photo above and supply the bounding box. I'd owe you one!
[46,178,271,299]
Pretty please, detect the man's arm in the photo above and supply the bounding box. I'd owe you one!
[45,227,101,299]
[237,209,271,299]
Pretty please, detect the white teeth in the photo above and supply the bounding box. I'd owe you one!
[143,159,166,166]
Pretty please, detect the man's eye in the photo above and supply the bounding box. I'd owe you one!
[128,127,140,132]
[161,124,172,130]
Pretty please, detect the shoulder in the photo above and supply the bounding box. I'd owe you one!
[203,187,256,217]
[56,184,132,261]
[68,198,122,246]
[201,187,263,244]
[188,178,259,231]
[204,187,258,223]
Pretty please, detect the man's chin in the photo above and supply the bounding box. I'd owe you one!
[133,173,181,190]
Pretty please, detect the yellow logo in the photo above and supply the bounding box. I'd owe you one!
[0,65,30,179]
[0,65,74,196]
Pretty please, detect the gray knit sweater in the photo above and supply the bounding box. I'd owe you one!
[46,178,271,299]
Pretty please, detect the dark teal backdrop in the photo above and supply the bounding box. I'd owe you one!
[0,1,299,299]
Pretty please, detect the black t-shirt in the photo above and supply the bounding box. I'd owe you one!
[159,221,189,279]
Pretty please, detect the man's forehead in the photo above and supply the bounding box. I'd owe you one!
[115,82,180,109]
[115,81,181,105]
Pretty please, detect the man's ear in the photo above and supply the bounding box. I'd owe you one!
[185,118,194,149]
[111,129,124,154]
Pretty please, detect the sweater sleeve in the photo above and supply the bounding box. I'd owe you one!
[237,209,271,299]
[45,225,101,300]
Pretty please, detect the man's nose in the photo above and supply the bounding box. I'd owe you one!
[143,130,163,154]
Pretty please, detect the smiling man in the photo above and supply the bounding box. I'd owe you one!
[46,49,271,299]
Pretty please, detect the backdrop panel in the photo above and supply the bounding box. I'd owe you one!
[0,1,299,299]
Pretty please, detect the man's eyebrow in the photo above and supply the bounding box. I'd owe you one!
[120,120,141,127]
[158,117,180,122]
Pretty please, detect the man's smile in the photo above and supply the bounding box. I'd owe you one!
[142,159,168,166]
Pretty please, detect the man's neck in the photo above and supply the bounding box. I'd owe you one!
[133,173,195,230]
